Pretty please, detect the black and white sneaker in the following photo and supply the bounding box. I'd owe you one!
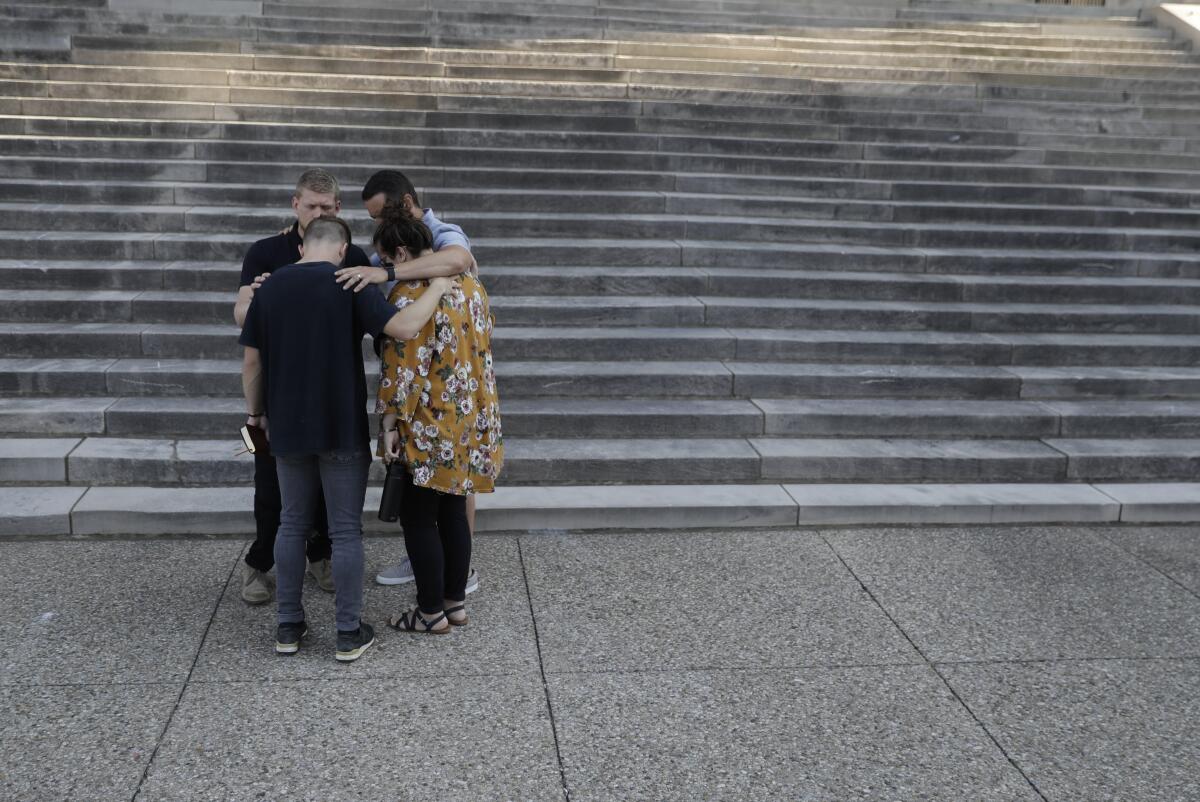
[275,621,307,655]
[335,622,376,663]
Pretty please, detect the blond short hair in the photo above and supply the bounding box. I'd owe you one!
[294,168,340,201]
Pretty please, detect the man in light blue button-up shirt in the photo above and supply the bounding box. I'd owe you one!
[335,170,475,292]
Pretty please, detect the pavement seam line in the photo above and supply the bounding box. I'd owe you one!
[1092,527,1200,603]
[66,485,90,536]
[129,548,239,802]
[516,537,573,802]
[816,531,1050,802]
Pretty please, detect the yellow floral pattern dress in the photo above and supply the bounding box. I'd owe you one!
[376,274,503,495]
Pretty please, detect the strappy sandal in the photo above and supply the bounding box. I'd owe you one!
[444,604,468,627]
[388,607,450,635]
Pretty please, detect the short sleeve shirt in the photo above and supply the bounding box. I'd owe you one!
[369,209,472,269]
[238,261,396,456]
[239,221,372,288]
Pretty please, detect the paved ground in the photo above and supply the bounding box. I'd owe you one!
[1,525,1198,801]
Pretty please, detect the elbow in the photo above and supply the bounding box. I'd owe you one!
[447,247,473,273]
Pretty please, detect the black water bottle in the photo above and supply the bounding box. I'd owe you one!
[378,463,406,522]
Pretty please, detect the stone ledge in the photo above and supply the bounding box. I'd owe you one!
[1153,4,1200,50]
[786,482,1119,525]
[2,482,1188,537]
[1094,481,1200,522]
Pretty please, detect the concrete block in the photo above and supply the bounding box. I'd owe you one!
[0,485,87,535]
[104,396,244,437]
[502,438,761,483]
[475,484,798,531]
[497,360,733,398]
[68,437,178,484]
[0,358,112,396]
[787,483,1119,525]
[1096,483,1200,522]
[0,437,78,482]
[174,439,260,484]
[0,397,111,435]
[105,359,240,397]
[753,437,1066,482]
[71,486,255,535]
[731,362,1019,400]
[755,399,1059,438]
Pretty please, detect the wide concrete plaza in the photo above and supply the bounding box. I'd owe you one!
[1,525,1198,801]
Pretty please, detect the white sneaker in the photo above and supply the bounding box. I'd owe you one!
[375,557,415,586]
[376,560,480,595]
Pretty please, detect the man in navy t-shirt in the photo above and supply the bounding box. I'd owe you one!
[233,168,373,607]
[240,216,460,662]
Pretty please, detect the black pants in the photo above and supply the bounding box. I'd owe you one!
[245,449,332,572]
[400,472,471,615]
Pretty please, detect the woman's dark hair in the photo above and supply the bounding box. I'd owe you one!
[373,202,433,260]
[361,169,419,208]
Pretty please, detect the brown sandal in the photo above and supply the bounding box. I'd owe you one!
[388,607,450,634]
[445,604,468,627]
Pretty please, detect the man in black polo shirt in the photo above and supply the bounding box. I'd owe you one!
[233,168,373,606]
[240,216,460,661]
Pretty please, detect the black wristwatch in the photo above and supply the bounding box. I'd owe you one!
[384,265,396,282]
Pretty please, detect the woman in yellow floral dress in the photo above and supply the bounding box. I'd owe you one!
[373,205,502,634]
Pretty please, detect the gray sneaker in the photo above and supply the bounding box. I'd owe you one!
[376,561,480,594]
[375,557,415,586]
[241,564,273,605]
[306,558,335,593]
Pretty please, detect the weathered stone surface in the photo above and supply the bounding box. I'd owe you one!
[787,482,1119,524]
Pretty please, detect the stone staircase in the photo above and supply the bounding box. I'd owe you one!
[2,0,1200,534]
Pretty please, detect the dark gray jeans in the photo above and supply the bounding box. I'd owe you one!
[274,449,371,632]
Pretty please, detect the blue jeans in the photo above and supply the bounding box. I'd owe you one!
[274,449,371,632]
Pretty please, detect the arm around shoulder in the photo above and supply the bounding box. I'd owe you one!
[381,277,461,341]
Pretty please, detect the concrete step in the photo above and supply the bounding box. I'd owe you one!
[7,151,1199,197]
[18,70,1200,121]
[7,395,1198,440]
[19,480,1200,537]
[5,357,1200,401]
[9,126,1200,175]
[5,184,1200,229]
[7,172,1200,216]
[7,260,1199,305]
[14,261,1200,304]
[8,90,1200,141]
[4,432,1198,486]
[4,207,1199,255]
[4,126,1200,181]
[6,318,1200,366]
[61,39,1200,78]
[7,111,1200,159]
[3,286,1199,334]
[21,53,1200,100]
[3,233,1200,279]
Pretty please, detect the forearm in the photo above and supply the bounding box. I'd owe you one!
[381,412,398,431]
[392,246,472,280]
[234,285,254,327]
[384,286,444,340]
[241,352,264,414]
